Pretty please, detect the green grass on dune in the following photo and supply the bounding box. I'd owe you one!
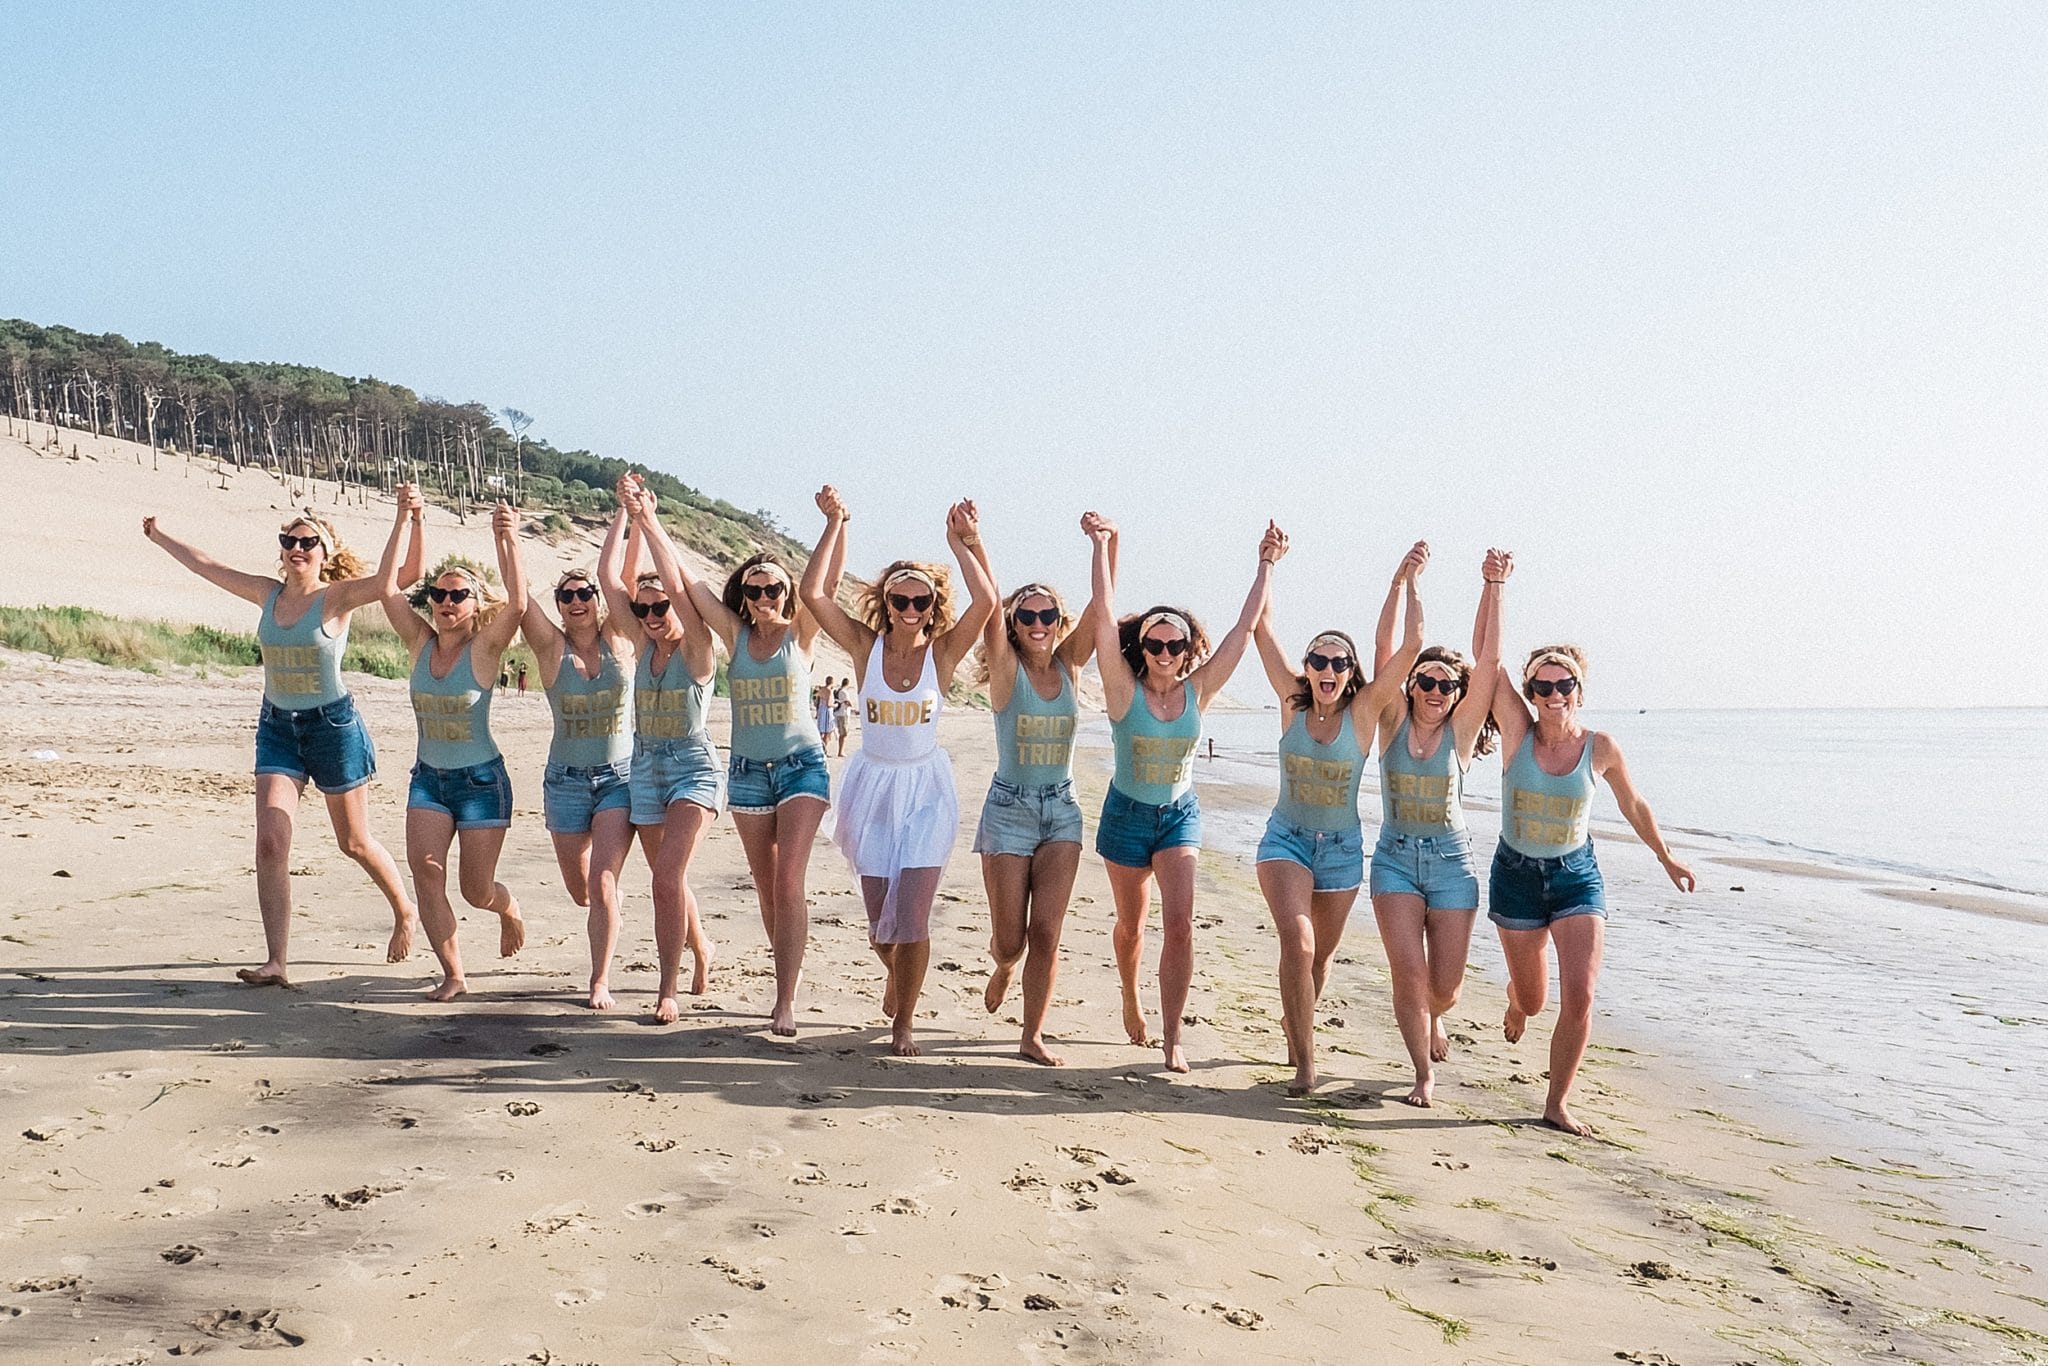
[1,604,419,681]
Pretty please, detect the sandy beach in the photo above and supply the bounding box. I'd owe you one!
[4,424,2047,1363]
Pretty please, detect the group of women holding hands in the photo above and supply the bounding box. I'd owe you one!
[143,477,1694,1135]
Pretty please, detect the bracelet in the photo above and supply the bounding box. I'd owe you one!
[1484,577,1504,584]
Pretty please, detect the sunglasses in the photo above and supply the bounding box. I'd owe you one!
[1410,674,1461,694]
[555,586,597,603]
[1141,637,1189,657]
[630,600,672,619]
[278,534,323,552]
[888,593,934,613]
[742,582,786,601]
[425,586,473,604]
[1304,652,1353,674]
[1528,676,1580,698]
[1013,607,1060,627]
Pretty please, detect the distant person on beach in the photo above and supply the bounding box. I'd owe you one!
[802,484,996,1056]
[1088,513,1285,1073]
[1487,642,1695,1136]
[1366,544,1511,1106]
[1247,540,1424,1097]
[518,515,642,1012]
[516,662,528,696]
[831,679,853,755]
[380,504,528,1001]
[642,477,830,1038]
[960,512,1117,1066]
[612,480,724,1023]
[141,491,421,986]
[814,680,836,740]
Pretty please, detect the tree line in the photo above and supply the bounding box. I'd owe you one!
[0,317,801,566]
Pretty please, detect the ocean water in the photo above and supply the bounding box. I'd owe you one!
[1078,707,2048,1237]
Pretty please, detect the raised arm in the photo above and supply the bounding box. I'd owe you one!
[596,481,644,637]
[140,518,278,608]
[327,484,421,615]
[797,485,873,661]
[1190,521,1286,711]
[972,516,1017,710]
[1056,517,1117,672]
[1593,734,1696,892]
[934,499,997,686]
[1250,602,1299,707]
[1084,512,1134,721]
[1372,541,1427,673]
[477,502,527,652]
[1451,549,1510,760]
[1490,663,1533,760]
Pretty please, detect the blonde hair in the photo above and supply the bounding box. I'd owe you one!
[408,554,506,627]
[279,513,365,582]
[859,560,956,638]
[1522,643,1589,697]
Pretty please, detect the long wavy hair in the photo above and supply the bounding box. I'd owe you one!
[1409,645,1500,757]
[278,512,365,582]
[1286,629,1365,713]
[1117,605,1209,680]
[860,560,957,638]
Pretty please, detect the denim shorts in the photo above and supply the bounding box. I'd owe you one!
[543,757,633,834]
[632,736,725,824]
[1488,840,1608,930]
[1370,829,1482,910]
[1095,786,1202,868]
[408,755,513,830]
[254,695,377,794]
[727,744,831,815]
[1256,815,1365,892]
[973,777,1084,857]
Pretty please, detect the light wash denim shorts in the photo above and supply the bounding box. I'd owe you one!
[408,756,513,830]
[1369,828,1482,910]
[973,777,1084,857]
[1256,815,1365,892]
[631,736,724,824]
[726,744,830,815]
[542,757,632,834]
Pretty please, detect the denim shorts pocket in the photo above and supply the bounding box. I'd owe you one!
[1562,844,1597,874]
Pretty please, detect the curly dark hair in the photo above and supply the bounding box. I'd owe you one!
[721,552,796,626]
[1409,645,1499,757]
[1286,629,1364,713]
[1117,605,1209,680]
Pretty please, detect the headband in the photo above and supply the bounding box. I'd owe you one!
[884,567,939,594]
[1010,584,1062,614]
[556,567,597,590]
[282,512,335,556]
[1139,610,1192,642]
[1522,651,1585,685]
[1305,633,1353,661]
[742,561,792,588]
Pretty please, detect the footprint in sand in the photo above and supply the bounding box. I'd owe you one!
[624,1200,668,1219]
[553,1286,603,1307]
[11,1276,81,1294]
[874,1196,925,1216]
[1005,1168,1047,1192]
[1209,1303,1264,1330]
[791,1163,829,1186]
[191,1308,305,1347]
[700,1256,767,1291]
[505,1101,541,1117]
[160,1245,203,1265]
[322,1185,397,1210]
[635,1136,676,1153]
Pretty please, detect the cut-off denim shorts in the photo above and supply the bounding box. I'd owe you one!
[727,744,830,815]
[408,755,513,830]
[632,736,725,824]
[1369,829,1481,911]
[1256,815,1365,892]
[1488,840,1608,930]
[542,757,632,834]
[973,777,1084,857]
[254,695,376,794]
[1095,786,1201,868]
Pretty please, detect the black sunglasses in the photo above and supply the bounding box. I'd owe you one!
[555,586,597,603]
[1410,673,1461,694]
[742,582,786,601]
[1304,652,1353,674]
[888,593,934,613]
[1013,607,1060,627]
[425,586,473,604]
[278,534,322,551]
[1141,637,1189,657]
[630,600,672,619]
[1528,676,1579,698]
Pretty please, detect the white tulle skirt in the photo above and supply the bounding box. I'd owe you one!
[832,747,959,943]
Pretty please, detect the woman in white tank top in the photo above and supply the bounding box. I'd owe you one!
[799,485,997,1057]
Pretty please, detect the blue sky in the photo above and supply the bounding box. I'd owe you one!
[4,4,2042,706]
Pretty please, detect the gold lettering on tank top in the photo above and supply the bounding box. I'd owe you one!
[412,688,476,743]
[1012,712,1074,768]
[1283,751,1355,807]
[730,673,796,730]
[1510,787,1588,848]
[866,698,935,726]
[636,682,698,739]
[263,643,325,697]
[560,686,625,739]
[1130,734,1195,788]
[1386,769,1454,824]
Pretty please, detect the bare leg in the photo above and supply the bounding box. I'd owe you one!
[244,774,302,985]
[1152,848,1199,1074]
[325,785,415,961]
[583,813,635,1009]
[1543,915,1605,1136]
[980,852,1029,1015]
[1307,889,1356,1001]
[1496,923,1552,1045]
[1017,841,1079,1066]
[864,866,941,1057]
[731,811,779,944]
[551,831,594,907]
[1261,859,1318,1095]
[737,797,826,1036]
[1104,860,1156,1046]
[406,807,464,1000]
[1423,908,1478,1061]
[1373,891,1436,1105]
[650,801,714,1024]
[454,825,523,957]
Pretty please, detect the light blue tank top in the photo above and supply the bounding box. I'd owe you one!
[410,639,499,770]
[635,642,709,743]
[546,638,632,767]
[727,625,820,760]
[1379,717,1467,837]
[1110,680,1200,806]
[1502,730,1596,858]
[994,661,1078,788]
[1273,709,1363,833]
[257,585,349,709]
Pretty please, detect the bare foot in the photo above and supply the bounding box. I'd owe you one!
[689,938,715,995]
[1018,1036,1065,1067]
[1287,1064,1316,1098]
[1503,1001,1527,1044]
[1121,995,1150,1047]
[769,1003,797,1038]
[1404,1073,1435,1108]
[1430,1016,1451,1062]
[983,962,1013,1014]
[587,979,614,1011]
[235,964,290,988]
[497,901,525,957]
[426,975,466,1003]
[1543,1104,1595,1137]
[890,1023,920,1057]
[386,916,417,963]
[654,995,681,1025]
[1162,1042,1189,1074]
[882,972,900,1021]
